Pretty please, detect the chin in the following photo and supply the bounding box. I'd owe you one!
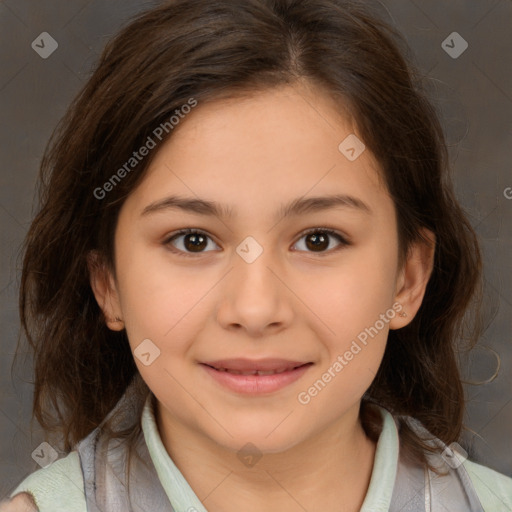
[209,421,307,456]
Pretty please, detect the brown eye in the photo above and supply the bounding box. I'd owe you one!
[164,227,349,258]
[305,232,330,251]
[183,232,208,252]
[165,229,219,255]
[293,228,348,254]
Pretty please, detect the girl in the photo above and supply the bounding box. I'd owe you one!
[3,0,512,510]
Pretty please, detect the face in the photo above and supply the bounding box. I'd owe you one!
[91,82,433,455]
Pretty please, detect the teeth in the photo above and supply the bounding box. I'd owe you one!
[217,368,291,375]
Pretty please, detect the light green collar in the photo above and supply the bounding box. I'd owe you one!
[141,394,398,512]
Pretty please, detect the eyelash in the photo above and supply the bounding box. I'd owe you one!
[163,227,350,258]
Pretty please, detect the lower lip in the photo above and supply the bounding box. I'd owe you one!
[200,363,313,394]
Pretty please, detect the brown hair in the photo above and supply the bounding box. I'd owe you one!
[17,0,482,472]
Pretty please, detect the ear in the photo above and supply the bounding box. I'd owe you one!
[87,250,124,331]
[389,229,436,330]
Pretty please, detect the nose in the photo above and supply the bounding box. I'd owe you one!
[215,241,294,337]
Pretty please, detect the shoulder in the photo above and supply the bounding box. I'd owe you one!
[463,458,512,510]
[382,408,512,510]
[9,451,86,512]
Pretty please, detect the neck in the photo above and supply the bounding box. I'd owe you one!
[156,402,378,512]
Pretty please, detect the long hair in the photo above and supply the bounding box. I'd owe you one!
[18,0,482,471]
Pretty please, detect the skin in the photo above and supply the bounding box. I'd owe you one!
[0,493,38,512]
[90,81,435,512]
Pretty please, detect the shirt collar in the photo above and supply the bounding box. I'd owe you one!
[141,393,398,512]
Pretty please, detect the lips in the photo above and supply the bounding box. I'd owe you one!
[201,358,310,374]
[213,368,297,376]
[200,358,313,394]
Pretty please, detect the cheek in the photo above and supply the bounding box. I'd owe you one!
[295,258,395,411]
[296,245,398,336]
[291,241,397,402]
[296,335,385,423]
[114,242,208,358]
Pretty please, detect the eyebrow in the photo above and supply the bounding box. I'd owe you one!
[141,193,371,221]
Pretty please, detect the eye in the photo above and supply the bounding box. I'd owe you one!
[164,229,220,257]
[292,228,349,254]
[163,227,350,258]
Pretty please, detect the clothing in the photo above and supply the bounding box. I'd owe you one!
[10,393,512,512]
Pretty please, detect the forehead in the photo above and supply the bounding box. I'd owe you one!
[123,83,392,221]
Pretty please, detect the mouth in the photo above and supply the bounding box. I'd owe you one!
[202,364,308,376]
[199,359,314,394]
[201,357,311,372]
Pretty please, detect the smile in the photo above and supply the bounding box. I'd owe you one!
[213,367,297,376]
[200,359,313,394]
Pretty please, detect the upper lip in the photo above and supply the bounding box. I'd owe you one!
[201,358,311,372]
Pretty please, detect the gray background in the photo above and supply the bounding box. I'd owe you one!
[1,0,511,500]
